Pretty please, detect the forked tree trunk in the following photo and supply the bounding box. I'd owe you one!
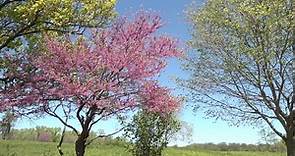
[75,132,89,156]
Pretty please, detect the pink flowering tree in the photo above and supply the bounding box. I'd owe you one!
[0,13,181,156]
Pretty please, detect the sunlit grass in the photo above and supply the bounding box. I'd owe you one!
[0,140,285,156]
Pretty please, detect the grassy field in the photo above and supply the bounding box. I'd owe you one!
[0,140,286,156]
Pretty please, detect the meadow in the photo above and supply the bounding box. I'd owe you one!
[0,140,285,156]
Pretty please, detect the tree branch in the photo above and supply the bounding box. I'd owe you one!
[85,126,125,146]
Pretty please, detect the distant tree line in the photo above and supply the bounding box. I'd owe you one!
[1,126,126,146]
[182,142,286,152]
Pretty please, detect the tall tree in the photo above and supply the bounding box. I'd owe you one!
[183,0,295,156]
[1,13,182,156]
[0,0,117,140]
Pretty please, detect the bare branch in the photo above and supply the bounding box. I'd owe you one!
[85,126,125,146]
[43,105,79,135]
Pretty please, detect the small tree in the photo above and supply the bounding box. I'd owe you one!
[125,109,180,156]
[1,13,181,156]
[0,110,15,140]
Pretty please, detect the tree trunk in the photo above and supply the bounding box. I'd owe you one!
[75,133,88,156]
[286,132,295,156]
[74,106,98,156]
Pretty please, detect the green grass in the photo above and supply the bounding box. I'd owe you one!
[164,148,285,156]
[0,140,286,156]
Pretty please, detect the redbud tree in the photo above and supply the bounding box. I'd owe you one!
[0,13,182,156]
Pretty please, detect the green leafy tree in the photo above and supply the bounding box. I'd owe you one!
[183,0,295,156]
[0,0,116,52]
[125,110,180,156]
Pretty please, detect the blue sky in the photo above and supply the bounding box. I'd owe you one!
[115,0,263,145]
[15,0,264,145]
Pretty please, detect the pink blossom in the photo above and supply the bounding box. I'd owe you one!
[140,81,181,114]
[1,12,182,117]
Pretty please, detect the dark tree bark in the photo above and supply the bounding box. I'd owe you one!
[75,131,89,156]
[74,106,97,156]
[286,127,295,156]
[286,137,295,156]
[286,111,295,156]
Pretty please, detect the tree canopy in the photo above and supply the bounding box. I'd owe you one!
[125,110,180,156]
[1,13,182,156]
[0,0,116,52]
[183,0,295,155]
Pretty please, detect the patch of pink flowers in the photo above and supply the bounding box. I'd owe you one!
[1,12,182,116]
[140,81,180,114]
